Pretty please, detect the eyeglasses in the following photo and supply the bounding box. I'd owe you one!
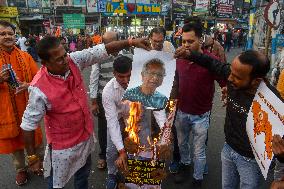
[150,38,164,45]
[145,71,165,79]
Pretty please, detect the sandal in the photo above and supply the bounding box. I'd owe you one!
[97,159,106,169]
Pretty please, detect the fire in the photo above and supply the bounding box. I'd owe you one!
[125,102,142,144]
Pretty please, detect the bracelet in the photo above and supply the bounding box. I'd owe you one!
[27,154,40,165]
[128,38,134,47]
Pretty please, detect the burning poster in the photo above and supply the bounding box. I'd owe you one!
[246,81,284,179]
[120,48,177,188]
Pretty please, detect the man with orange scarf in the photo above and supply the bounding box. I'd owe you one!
[0,20,43,186]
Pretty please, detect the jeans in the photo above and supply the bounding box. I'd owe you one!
[176,110,210,180]
[48,155,92,189]
[274,160,284,180]
[221,143,262,189]
[97,96,107,160]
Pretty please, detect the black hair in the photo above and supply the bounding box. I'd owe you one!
[36,36,61,61]
[113,55,132,74]
[149,27,166,38]
[0,20,16,32]
[238,50,270,79]
[184,16,202,25]
[182,21,203,38]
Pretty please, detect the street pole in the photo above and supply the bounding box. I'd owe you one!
[246,0,257,50]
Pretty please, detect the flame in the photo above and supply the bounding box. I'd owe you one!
[167,100,176,113]
[125,102,142,144]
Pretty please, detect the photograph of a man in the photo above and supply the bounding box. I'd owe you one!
[123,58,168,109]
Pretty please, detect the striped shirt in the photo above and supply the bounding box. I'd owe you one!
[89,52,133,98]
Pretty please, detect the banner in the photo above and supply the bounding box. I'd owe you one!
[63,14,85,29]
[7,0,26,7]
[246,82,284,179]
[217,0,234,18]
[73,0,86,7]
[0,7,18,17]
[172,3,191,21]
[0,0,6,6]
[195,0,209,13]
[101,2,160,15]
[28,0,41,8]
[42,0,50,7]
[54,0,72,6]
[87,0,98,13]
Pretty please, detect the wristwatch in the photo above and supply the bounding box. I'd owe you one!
[27,154,40,165]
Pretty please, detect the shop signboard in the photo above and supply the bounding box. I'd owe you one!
[63,14,85,29]
[172,0,193,5]
[7,0,26,7]
[172,3,190,21]
[87,0,98,13]
[0,7,18,18]
[0,0,6,6]
[73,0,86,7]
[195,0,209,13]
[54,0,72,6]
[28,0,41,8]
[101,2,161,15]
[217,0,234,18]
[42,0,50,7]
[42,8,51,14]
[98,0,107,12]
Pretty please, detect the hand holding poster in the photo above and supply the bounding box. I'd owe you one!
[246,81,284,179]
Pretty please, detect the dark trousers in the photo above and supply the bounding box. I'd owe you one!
[97,96,107,160]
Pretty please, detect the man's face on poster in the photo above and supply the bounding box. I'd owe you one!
[142,63,165,93]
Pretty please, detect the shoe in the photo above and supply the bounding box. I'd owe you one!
[192,178,202,187]
[106,174,117,189]
[169,161,180,174]
[15,170,28,186]
[174,163,190,184]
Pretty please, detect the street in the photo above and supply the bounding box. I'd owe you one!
[0,47,274,189]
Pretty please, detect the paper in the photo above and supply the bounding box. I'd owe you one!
[125,48,176,109]
[246,81,284,179]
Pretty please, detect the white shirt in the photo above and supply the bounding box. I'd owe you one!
[16,36,28,51]
[20,44,108,188]
[162,41,175,54]
[102,78,166,151]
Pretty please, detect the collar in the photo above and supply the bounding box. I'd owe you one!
[114,78,124,90]
[48,70,71,80]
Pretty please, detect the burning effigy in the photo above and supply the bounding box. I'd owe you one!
[119,99,177,189]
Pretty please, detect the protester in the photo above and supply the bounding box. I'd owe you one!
[149,27,175,54]
[89,31,121,170]
[271,135,284,189]
[16,33,28,52]
[0,20,43,186]
[20,36,151,189]
[103,56,167,189]
[170,21,226,187]
[224,29,232,52]
[204,34,227,63]
[174,48,270,189]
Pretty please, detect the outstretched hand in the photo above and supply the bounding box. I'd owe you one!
[132,38,151,51]
[174,46,191,59]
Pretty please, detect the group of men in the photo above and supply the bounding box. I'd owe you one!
[1,17,284,189]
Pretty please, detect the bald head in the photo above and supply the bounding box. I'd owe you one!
[103,31,118,44]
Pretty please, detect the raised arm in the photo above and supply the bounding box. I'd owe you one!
[174,47,231,80]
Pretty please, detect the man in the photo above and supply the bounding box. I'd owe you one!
[16,33,28,52]
[175,47,270,188]
[149,27,175,54]
[204,34,227,63]
[103,57,166,189]
[89,31,124,170]
[20,36,150,189]
[271,135,284,189]
[170,21,226,187]
[0,20,43,186]
[123,58,168,109]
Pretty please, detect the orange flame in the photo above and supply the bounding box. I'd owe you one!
[125,102,142,144]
